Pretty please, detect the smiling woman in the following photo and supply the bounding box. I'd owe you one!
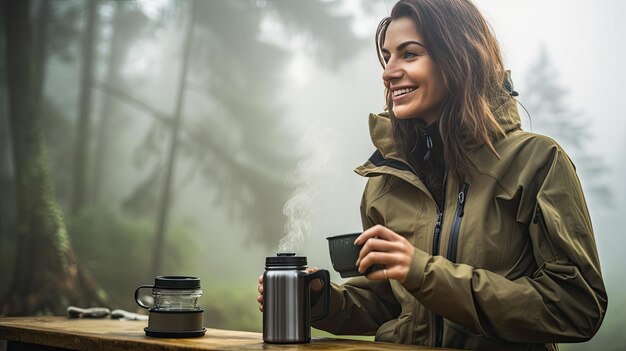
[376,0,508,183]
[257,0,607,350]
[379,17,447,124]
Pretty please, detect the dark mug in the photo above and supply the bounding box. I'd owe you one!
[327,233,385,278]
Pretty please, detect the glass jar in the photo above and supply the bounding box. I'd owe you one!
[153,288,202,311]
[135,276,202,311]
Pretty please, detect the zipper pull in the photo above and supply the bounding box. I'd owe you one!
[533,205,541,224]
[458,183,468,217]
[432,212,444,254]
[423,135,433,161]
[435,212,443,232]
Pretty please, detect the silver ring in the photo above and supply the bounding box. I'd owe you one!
[383,269,388,280]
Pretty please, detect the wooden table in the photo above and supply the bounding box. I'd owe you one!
[0,317,456,350]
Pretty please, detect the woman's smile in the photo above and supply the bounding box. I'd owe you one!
[392,87,417,103]
[381,17,447,123]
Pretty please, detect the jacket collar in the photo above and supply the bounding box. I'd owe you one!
[367,95,521,163]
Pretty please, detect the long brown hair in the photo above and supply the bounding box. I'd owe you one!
[376,0,509,180]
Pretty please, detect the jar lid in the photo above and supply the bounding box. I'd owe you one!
[265,253,307,268]
[153,276,201,289]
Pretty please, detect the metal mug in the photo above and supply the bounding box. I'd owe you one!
[263,253,330,343]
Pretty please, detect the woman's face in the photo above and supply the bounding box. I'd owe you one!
[382,17,448,124]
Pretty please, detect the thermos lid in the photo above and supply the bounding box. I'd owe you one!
[153,276,201,289]
[265,253,307,268]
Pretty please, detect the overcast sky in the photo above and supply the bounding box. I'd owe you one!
[478,0,626,165]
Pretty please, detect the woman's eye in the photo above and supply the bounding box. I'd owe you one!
[383,56,390,64]
[403,51,419,59]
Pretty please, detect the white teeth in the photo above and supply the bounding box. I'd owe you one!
[393,88,416,97]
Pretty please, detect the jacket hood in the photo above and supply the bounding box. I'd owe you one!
[367,94,521,162]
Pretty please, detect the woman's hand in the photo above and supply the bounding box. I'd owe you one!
[355,225,415,283]
[257,275,264,312]
[257,267,323,312]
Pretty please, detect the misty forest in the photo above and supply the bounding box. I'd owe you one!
[1,1,624,350]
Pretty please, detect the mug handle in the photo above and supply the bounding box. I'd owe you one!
[306,269,330,322]
[134,285,154,309]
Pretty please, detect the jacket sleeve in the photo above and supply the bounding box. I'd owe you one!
[311,277,400,335]
[312,179,401,335]
[402,145,607,343]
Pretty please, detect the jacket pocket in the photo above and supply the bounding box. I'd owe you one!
[530,202,562,266]
[375,315,413,344]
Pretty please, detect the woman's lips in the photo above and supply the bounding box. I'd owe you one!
[392,88,417,103]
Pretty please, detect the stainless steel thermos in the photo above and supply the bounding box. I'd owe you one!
[263,253,330,343]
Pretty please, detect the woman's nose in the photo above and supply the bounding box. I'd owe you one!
[382,61,402,82]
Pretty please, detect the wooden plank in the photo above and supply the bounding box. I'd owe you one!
[0,317,455,350]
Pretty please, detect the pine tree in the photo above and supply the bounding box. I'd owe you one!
[522,46,611,208]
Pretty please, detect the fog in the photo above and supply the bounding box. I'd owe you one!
[1,0,624,349]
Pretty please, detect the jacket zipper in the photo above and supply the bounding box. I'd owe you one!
[447,182,469,263]
[532,203,559,260]
[533,205,541,224]
[434,181,469,347]
[431,170,447,255]
[364,152,450,347]
[431,212,444,254]
[431,172,447,348]
[433,207,443,347]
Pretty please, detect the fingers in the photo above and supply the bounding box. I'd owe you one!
[258,274,264,312]
[357,251,397,274]
[257,294,264,312]
[307,267,323,292]
[354,226,413,279]
[257,285,264,312]
[365,267,389,281]
[356,237,399,266]
[359,246,414,283]
[354,225,399,245]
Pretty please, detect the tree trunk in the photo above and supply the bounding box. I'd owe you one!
[0,0,15,298]
[71,0,97,215]
[2,0,106,316]
[34,0,51,102]
[92,1,122,204]
[151,0,197,278]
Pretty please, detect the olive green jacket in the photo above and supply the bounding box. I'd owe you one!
[312,97,607,350]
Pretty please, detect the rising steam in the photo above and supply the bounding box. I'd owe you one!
[278,124,340,253]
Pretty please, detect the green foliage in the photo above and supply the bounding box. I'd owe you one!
[67,206,198,311]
